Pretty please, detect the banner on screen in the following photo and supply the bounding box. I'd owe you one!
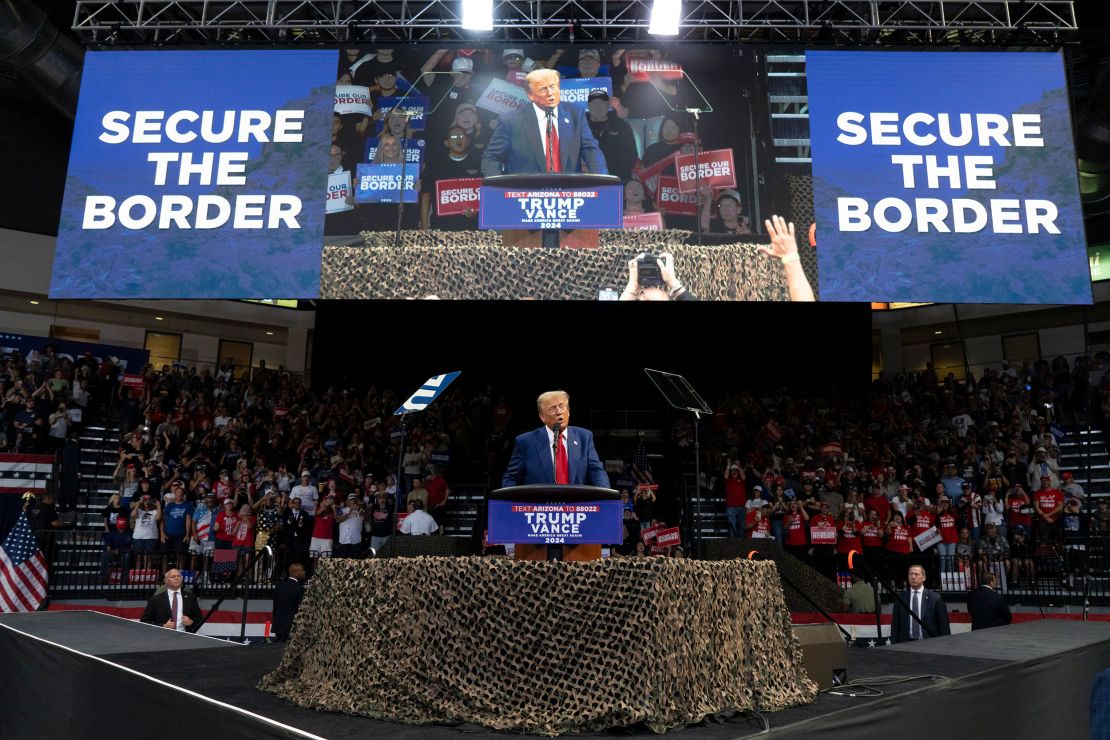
[52,50,336,299]
[807,51,1088,304]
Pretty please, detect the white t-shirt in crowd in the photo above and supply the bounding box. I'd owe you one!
[291,484,319,515]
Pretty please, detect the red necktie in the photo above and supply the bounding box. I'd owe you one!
[171,591,179,627]
[546,114,561,173]
[555,432,569,484]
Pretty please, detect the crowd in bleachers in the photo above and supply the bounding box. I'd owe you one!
[95,361,488,582]
[705,357,1110,591]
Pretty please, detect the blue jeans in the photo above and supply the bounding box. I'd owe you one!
[771,520,785,546]
[937,542,956,572]
[726,507,746,538]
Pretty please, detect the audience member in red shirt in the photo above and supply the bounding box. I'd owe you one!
[885,512,912,588]
[1034,475,1065,541]
[864,485,890,526]
[214,499,238,550]
[723,462,747,538]
[783,500,810,560]
[809,502,837,579]
[936,498,959,572]
[424,468,449,518]
[1007,485,1032,530]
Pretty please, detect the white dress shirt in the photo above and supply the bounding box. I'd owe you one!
[400,509,439,535]
[532,103,561,163]
[166,588,185,632]
[544,425,572,469]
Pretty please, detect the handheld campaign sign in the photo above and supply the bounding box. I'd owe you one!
[623,212,664,231]
[913,526,943,551]
[376,95,430,131]
[656,176,697,216]
[479,187,623,230]
[560,77,613,104]
[675,149,736,193]
[486,500,623,545]
[394,372,461,415]
[807,51,1088,304]
[334,85,373,115]
[476,78,529,116]
[326,171,353,213]
[355,163,418,204]
[435,178,482,216]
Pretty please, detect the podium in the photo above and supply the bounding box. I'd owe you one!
[480,173,622,249]
[488,484,621,562]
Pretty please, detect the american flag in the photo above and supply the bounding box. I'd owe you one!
[0,511,48,612]
[632,438,657,490]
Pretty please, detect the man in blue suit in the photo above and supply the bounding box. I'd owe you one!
[481,69,609,178]
[502,390,610,488]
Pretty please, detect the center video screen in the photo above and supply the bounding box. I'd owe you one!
[50,47,1086,303]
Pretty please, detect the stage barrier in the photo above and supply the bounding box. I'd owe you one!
[260,556,817,735]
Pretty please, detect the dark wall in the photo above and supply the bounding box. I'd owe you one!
[311,299,871,410]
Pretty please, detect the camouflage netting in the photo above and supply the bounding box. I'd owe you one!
[259,557,817,735]
[785,174,819,295]
[702,538,845,614]
[320,229,789,300]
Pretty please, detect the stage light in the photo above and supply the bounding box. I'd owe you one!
[155,316,164,321]
[29,300,39,305]
[266,331,274,335]
[648,0,681,35]
[461,0,493,31]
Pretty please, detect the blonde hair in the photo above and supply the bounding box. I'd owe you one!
[536,390,570,413]
[525,68,560,93]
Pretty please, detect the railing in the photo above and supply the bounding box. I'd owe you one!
[36,529,355,600]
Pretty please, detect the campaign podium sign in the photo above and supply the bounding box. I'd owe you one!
[479,173,623,231]
[489,484,621,560]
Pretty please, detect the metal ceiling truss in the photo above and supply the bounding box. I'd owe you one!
[72,1,1077,46]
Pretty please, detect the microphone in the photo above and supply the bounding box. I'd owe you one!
[551,422,563,484]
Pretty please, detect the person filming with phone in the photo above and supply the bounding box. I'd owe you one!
[618,252,696,301]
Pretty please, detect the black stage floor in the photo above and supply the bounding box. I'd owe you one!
[1,611,1107,739]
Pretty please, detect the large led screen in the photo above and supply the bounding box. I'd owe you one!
[807,51,1089,305]
[52,50,336,299]
[50,47,1087,303]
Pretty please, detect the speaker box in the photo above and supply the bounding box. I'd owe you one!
[792,623,847,690]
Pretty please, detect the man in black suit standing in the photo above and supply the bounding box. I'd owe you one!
[140,569,201,633]
[967,572,1012,631]
[891,564,951,643]
[271,563,306,643]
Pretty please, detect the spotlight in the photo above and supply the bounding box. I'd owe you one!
[648,0,681,35]
[461,0,493,31]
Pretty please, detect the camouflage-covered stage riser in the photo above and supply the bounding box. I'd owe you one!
[321,229,790,300]
[260,557,817,736]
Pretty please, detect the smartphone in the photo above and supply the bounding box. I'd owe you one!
[598,288,619,301]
